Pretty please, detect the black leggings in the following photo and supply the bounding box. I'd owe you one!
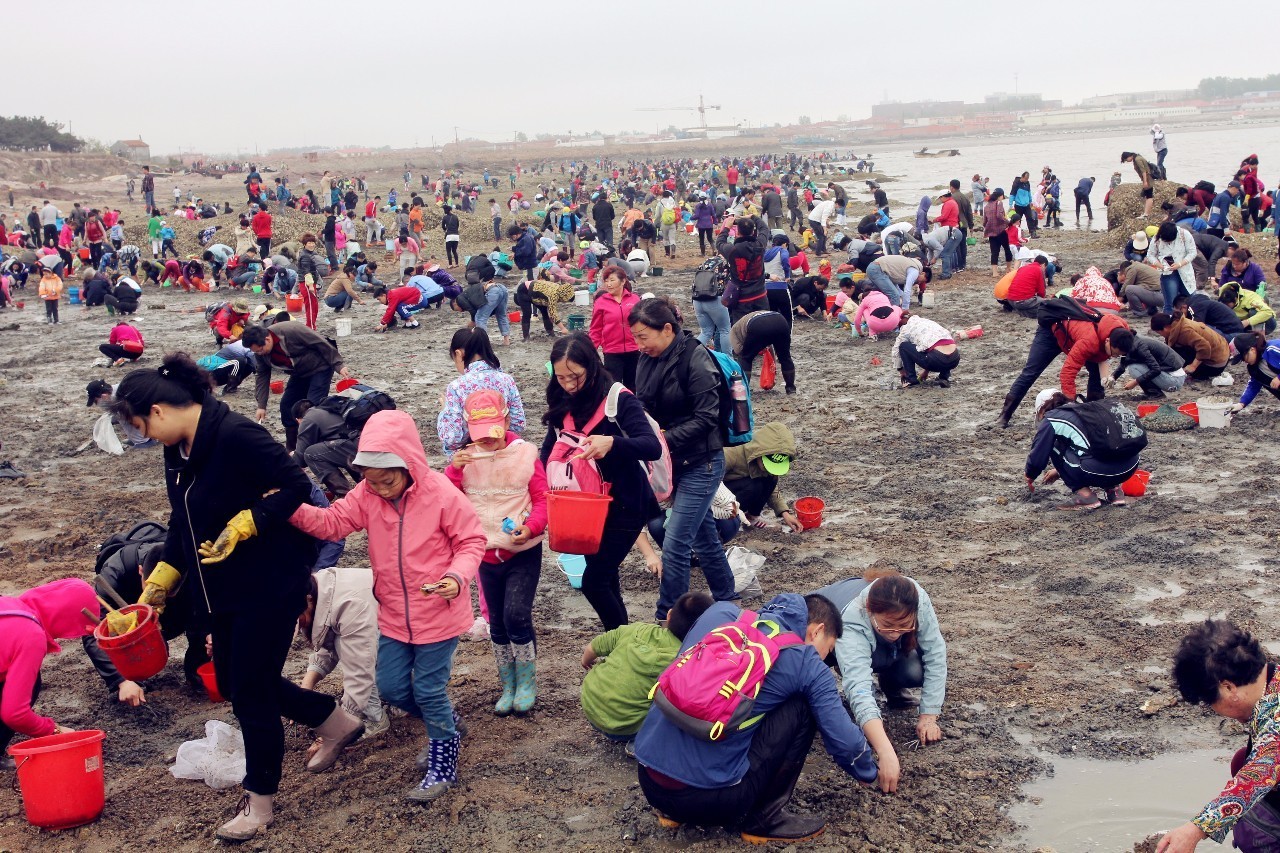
[766,288,794,327]
[899,342,960,382]
[1014,204,1037,235]
[521,302,553,338]
[99,343,142,361]
[580,507,646,630]
[603,350,639,391]
[445,241,460,265]
[735,312,796,390]
[44,299,58,321]
[478,545,541,646]
[697,227,713,254]
[989,233,1012,264]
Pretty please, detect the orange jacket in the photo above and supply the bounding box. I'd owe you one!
[38,274,62,301]
[1053,313,1129,399]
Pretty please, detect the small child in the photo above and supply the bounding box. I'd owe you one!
[831,278,857,324]
[38,267,62,324]
[798,226,815,251]
[372,283,422,332]
[160,221,177,258]
[445,390,549,716]
[579,591,713,744]
[287,410,487,802]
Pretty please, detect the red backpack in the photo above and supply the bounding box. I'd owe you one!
[650,610,802,741]
[545,399,610,495]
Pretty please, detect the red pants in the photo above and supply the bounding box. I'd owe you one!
[300,284,319,329]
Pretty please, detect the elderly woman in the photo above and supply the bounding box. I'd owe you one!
[1145,221,1198,313]
[1155,620,1280,853]
[812,568,948,795]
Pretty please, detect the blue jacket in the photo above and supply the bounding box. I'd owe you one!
[633,594,878,789]
[1240,339,1280,407]
[512,231,538,269]
[1208,191,1234,228]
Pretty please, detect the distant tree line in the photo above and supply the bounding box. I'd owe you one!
[1197,75,1280,100]
[0,116,83,152]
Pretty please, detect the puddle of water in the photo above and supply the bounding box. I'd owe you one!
[1137,615,1166,627]
[1010,749,1227,852]
[1133,581,1186,604]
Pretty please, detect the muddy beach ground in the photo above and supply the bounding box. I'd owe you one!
[0,168,1277,851]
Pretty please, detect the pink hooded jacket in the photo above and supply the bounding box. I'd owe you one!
[289,411,486,644]
[0,579,99,737]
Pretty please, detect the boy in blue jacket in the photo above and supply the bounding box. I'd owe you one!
[634,593,878,844]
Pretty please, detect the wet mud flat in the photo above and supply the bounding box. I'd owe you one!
[0,224,1273,851]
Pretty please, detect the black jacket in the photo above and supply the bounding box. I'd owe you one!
[761,190,783,218]
[1187,294,1246,338]
[717,228,766,309]
[1112,336,1185,379]
[297,247,321,283]
[635,331,723,475]
[441,213,460,236]
[592,198,615,229]
[160,399,317,616]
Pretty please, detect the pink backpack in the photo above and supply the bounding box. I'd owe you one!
[650,610,802,741]
[545,399,610,495]
[604,383,673,504]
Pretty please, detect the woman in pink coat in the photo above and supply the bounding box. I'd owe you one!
[289,409,486,804]
[588,266,641,389]
[852,286,904,338]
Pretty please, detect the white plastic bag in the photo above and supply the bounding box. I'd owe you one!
[92,413,124,456]
[727,546,765,598]
[170,720,246,789]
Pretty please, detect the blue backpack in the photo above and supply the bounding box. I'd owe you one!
[706,347,754,445]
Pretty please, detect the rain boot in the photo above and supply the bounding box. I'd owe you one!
[216,793,274,841]
[512,641,537,715]
[405,734,460,802]
[306,704,365,772]
[493,642,516,716]
[993,393,1019,429]
[738,762,826,844]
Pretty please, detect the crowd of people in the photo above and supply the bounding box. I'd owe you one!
[0,140,1278,851]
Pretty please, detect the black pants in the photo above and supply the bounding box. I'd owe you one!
[789,208,803,231]
[639,696,816,829]
[766,288,794,328]
[1074,190,1093,219]
[104,294,138,314]
[1171,346,1226,379]
[0,674,41,752]
[89,242,105,267]
[43,224,57,246]
[809,220,826,254]
[736,312,796,391]
[1007,324,1102,411]
[899,343,960,382]
[697,227,714,254]
[478,545,542,646]
[581,506,646,630]
[956,226,968,268]
[521,302,553,338]
[1015,204,1038,235]
[99,343,142,361]
[445,241,460,266]
[210,604,336,795]
[988,234,1012,264]
[257,237,272,257]
[722,474,778,517]
[603,350,639,391]
[44,299,58,322]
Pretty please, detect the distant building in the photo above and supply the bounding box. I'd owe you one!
[110,139,150,163]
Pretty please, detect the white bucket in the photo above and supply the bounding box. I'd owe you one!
[1197,398,1232,429]
[921,291,936,308]
[573,290,590,306]
[335,317,352,337]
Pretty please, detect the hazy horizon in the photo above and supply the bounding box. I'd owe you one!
[14,0,1275,156]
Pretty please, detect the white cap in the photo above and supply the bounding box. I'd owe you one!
[1033,388,1059,419]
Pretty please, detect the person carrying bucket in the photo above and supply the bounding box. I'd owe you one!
[445,390,549,717]
[0,578,100,765]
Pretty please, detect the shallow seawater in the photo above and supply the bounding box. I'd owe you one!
[1009,749,1227,852]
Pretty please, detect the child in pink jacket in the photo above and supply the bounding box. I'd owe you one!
[445,391,548,719]
[851,287,904,339]
[289,409,486,803]
[0,578,99,753]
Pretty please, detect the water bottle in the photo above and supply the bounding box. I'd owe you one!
[731,377,750,435]
[501,517,516,534]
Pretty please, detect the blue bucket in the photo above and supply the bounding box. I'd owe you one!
[67,286,81,305]
[558,554,587,589]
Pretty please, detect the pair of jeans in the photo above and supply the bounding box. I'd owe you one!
[865,263,907,310]
[638,696,816,829]
[1159,273,1186,313]
[492,217,502,242]
[1006,324,1102,412]
[694,297,733,354]
[1074,190,1093,219]
[325,292,352,311]
[939,227,963,278]
[210,605,336,795]
[474,284,510,336]
[808,220,826,254]
[1126,364,1186,392]
[478,545,541,646]
[657,454,740,620]
[899,343,960,382]
[1234,794,1280,852]
[956,226,968,268]
[376,634,459,740]
[280,367,334,431]
[1125,288,1163,314]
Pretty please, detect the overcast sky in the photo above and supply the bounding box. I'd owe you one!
[17,1,1276,156]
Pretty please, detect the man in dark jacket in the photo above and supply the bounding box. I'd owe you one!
[1174,292,1246,340]
[1189,230,1234,284]
[242,321,349,451]
[717,217,768,323]
[507,224,538,281]
[761,188,784,232]
[635,594,878,843]
[592,195,616,247]
[1107,328,1185,398]
[292,399,359,497]
[786,184,802,231]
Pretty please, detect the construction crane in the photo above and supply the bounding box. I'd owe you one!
[636,94,722,128]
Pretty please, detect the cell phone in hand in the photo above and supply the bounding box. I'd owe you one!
[420,582,444,594]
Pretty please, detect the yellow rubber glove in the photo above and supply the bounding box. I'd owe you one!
[105,610,138,637]
[138,561,182,613]
[198,510,258,564]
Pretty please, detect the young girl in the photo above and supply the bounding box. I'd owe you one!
[445,390,548,716]
[288,409,487,802]
[38,267,62,324]
[437,328,526,459]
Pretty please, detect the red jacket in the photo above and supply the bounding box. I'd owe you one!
[380,285,421,325]
[1006,265,1046,301]
[727,167,739,184]
[935,199,959,227]
[365,200,376,218]
[1053,313,1128,399]
[589,288,640,354]
[251,210,273,239]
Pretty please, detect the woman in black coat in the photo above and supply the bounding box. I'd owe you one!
[112,353,363,842]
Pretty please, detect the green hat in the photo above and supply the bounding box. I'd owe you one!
[761,453,791,476]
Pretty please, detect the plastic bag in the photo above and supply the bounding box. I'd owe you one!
[760,348,776,391]
[726,546,765,598]
[170,720,246,789]
[92,413,124,456]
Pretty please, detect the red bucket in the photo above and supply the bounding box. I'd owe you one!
[285,294,303,313]
[1177,402,1199,424]
[1122,470,1150,497]
[547,491,613,555]
[1136,403,1160,417]
[508,310,522,323]
[92,604,167,682]
[794,496,825,530]
[197,662,225,703]
[270,379,284,394]
[8,730,107,829]
[826,294,837,310]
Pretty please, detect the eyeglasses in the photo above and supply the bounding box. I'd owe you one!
[870,613,916,638]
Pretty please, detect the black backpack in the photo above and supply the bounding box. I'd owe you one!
[1036,295,1103,327]
[692,258,727,301]
[1194,180,1216,196]
[465,254,496,285]
[95,521,167,578]
[344,390,396,435]
[204,301,228,326]
[1052,400,1148,461]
